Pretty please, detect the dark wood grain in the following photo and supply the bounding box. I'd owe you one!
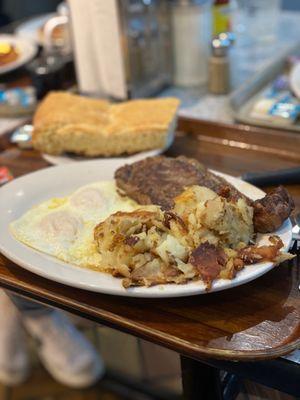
[0,117,299,362]
[177,118,300,164]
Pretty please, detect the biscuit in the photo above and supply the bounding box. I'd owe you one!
[32,92,180,156]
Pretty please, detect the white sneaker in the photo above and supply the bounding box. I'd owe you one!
[0,291,30,386]
[23,310,105,388]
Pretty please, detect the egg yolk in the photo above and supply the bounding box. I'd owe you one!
[39,211,82,241]
[70,188,105,210]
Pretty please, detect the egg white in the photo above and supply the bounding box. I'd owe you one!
[10,180,138,270]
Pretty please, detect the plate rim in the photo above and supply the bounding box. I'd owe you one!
[42,148,165,165]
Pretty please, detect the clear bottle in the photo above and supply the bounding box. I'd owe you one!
[171,0,212,87]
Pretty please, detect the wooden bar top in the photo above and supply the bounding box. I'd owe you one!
[0,117,299,362]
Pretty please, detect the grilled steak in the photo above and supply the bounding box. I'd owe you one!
[253,186,294,233]
[114,156,294,233]
[115,156,249,210]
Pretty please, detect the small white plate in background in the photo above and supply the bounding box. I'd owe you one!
[0,34,37,74]
[15,14,55,45]
[290,62,300,99]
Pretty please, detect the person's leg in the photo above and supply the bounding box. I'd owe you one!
[8,294,53,316]
[8,293,105,388]
[0,290,29,386]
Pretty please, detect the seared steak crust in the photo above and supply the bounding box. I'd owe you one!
[115,156,248,210]
[253,186,295,233]
[115,156,294,234]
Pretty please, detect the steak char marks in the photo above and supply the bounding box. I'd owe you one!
[115,156,249,210]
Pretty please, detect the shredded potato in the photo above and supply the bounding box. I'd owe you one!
[94,185,293,288]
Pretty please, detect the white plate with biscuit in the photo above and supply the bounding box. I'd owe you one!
[42,137,174,165]
[0,159,292,298]
[33,92,179,165]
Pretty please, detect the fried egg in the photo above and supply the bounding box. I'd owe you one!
[10,181,138,271]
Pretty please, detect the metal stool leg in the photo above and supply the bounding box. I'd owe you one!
[2,386,12,400]
[181,355,223,400]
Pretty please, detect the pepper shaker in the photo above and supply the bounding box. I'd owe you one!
[208,35,231,94]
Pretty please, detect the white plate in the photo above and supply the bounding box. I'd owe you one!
[0,159,292,298]
[0,35,37,74]
[290,63,300,100]
[15,14,55,45]
[43,148,166,165]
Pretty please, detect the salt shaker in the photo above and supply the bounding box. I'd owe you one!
[208,36,230,94]
[171,0,212,87]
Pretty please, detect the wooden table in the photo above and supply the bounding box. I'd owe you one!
[0,117,300,399]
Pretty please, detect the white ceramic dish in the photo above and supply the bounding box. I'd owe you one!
[0,159,292,298]
[0,34,37,74]
[15,14,55,45]
[290,63,300,100]
[43,148,166,165]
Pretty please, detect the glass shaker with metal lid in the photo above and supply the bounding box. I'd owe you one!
[208,34,231,94]
[171,0,212,87]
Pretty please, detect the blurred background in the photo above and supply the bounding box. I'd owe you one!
[0,1,300,400]
[0,0,299,25]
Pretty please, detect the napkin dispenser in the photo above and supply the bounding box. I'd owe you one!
[68,0,172,100]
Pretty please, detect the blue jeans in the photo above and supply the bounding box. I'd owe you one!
[7,293,53,317]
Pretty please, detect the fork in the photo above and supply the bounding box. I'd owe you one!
[292,213,300,242]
